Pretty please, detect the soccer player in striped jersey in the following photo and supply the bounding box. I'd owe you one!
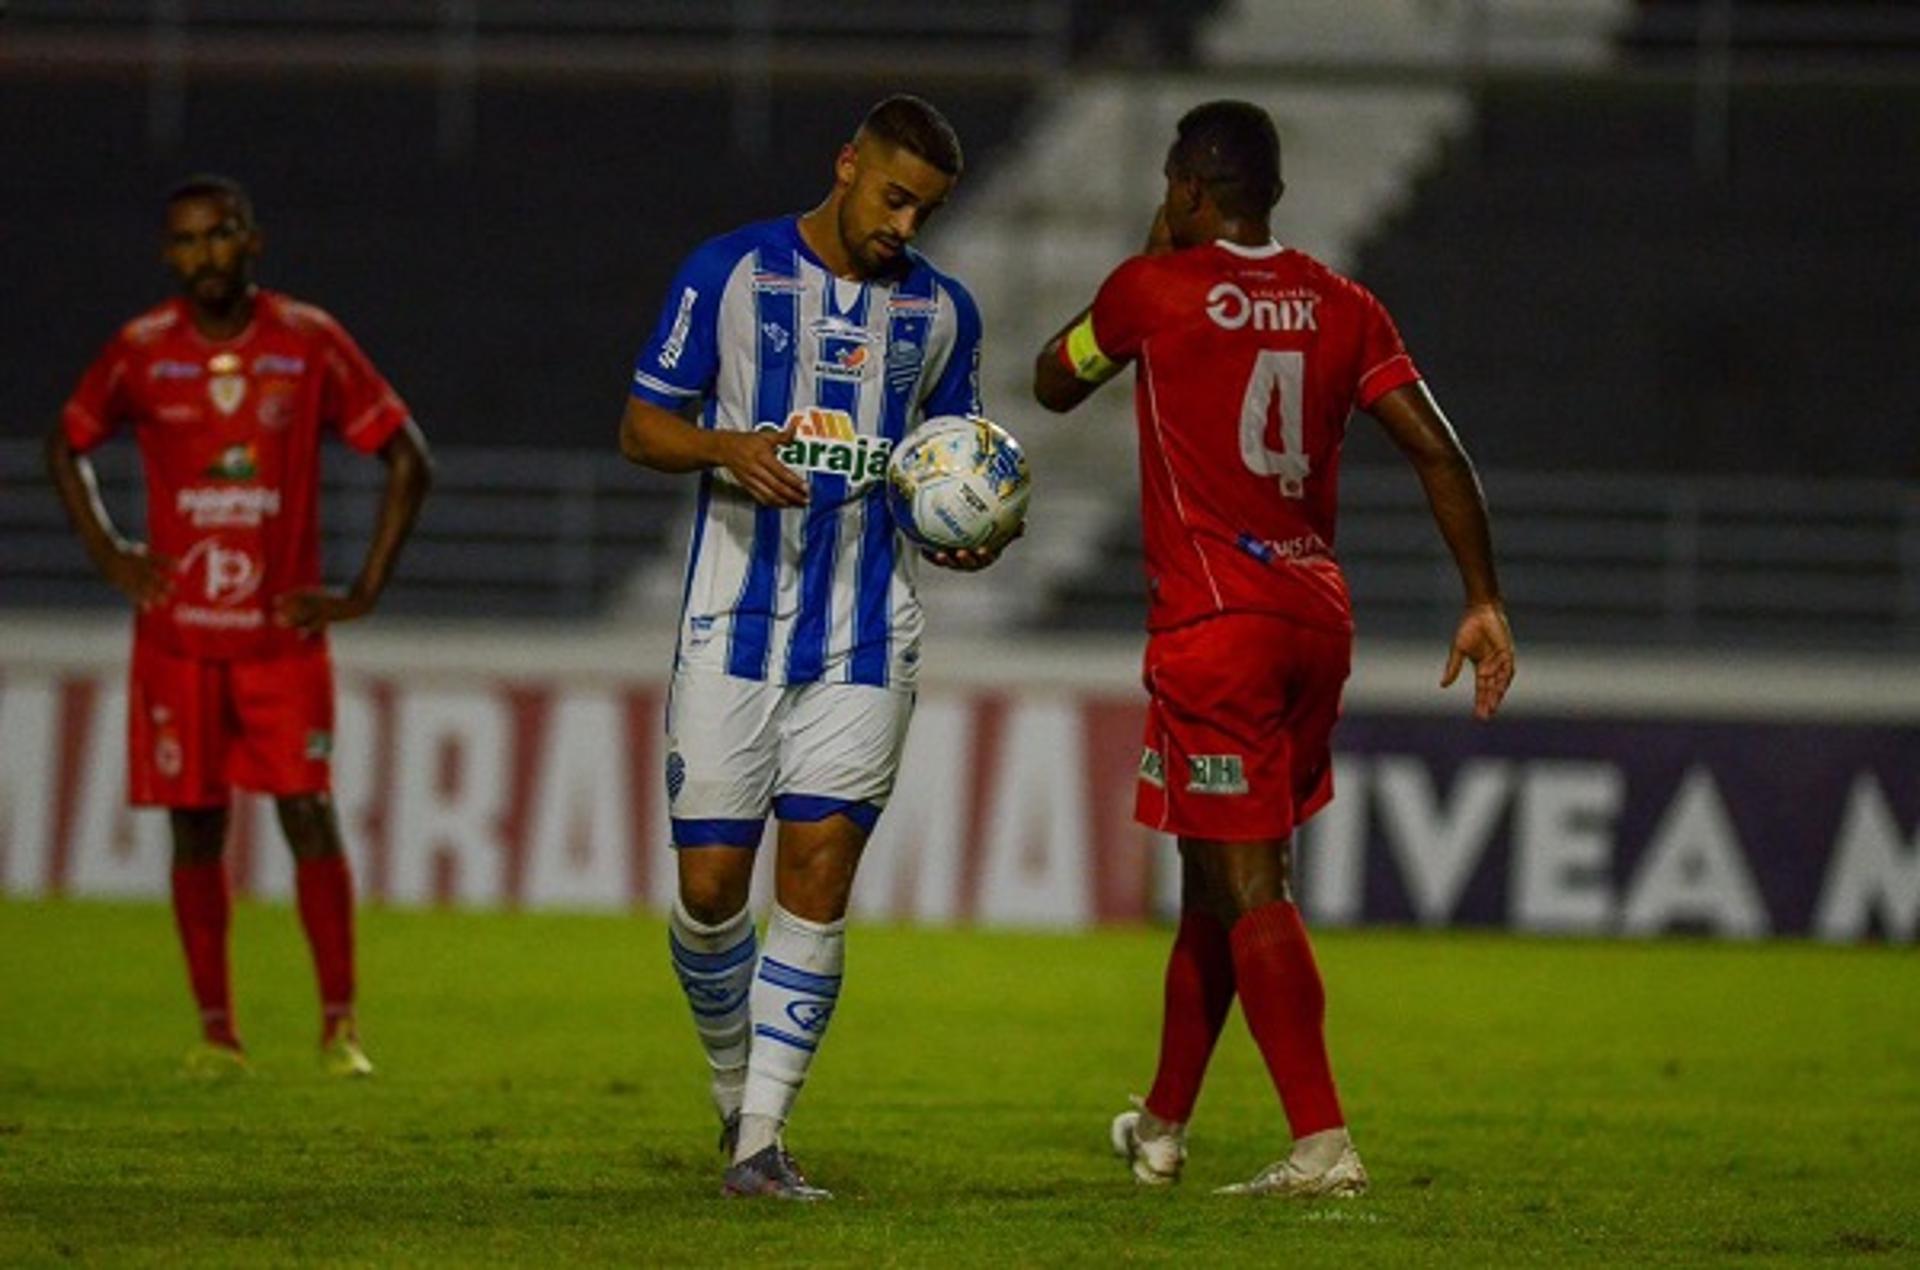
[618,95,1009,1200]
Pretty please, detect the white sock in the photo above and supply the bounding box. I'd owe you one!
[667,899,757,1118]
[736,904,845,1160]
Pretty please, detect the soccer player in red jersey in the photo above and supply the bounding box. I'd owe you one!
[45,175,432,1078]
[1034,102,1515,1196]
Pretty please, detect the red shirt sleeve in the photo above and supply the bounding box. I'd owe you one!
[62,336,133,454]
[1354,288,1421,410]
[321,318,412,454]
[1087,256,1162,366]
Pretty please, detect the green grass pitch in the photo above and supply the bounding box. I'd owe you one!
[1,901,1915,1267]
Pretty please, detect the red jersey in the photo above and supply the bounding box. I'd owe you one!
[1082,241,1420,634]
[62,290,411,660]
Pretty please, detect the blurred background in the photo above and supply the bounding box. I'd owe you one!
[1,1,1916,939]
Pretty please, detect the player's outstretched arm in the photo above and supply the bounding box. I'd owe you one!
[1368,382,1515,720]
[44,426,172,610]
[617,396,808,508]
[275,420,432,635]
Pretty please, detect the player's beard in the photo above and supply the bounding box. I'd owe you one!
[838,203,904,280]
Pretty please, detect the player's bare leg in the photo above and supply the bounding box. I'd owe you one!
[170,806,248,1075]
[671,845,758,1153]
[721,813,865,1201]
[1191,838,1367,1198]
[276,794,370,1077]
[1114,853,1233,1184]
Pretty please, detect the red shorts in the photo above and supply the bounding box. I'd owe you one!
[128,639,335,808]
[1135,612,1351,842]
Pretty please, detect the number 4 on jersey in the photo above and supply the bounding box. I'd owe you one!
[1238,349,1308,499]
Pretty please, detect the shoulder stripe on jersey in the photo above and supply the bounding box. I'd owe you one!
[728,242,798,681]
[633,368,699,399]
[786,279,870,684]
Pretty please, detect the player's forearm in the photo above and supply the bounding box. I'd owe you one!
[350,424,432,606]
[1412,450,1503,608]
[619,397,725,474]
[45,429,130,572]
[1032,306,1099,414]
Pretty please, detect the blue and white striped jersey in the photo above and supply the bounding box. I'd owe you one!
[631,216,983,688]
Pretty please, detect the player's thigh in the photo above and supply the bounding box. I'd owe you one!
[1136,614,1348,841]
[666,667,783,849]
[774,681,914,825]
[226,645,334,797]
[128,638,231,810]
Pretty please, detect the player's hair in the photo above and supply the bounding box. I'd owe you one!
[857,95,964,177]
[166,173,256,226]
[1168,100,1282,220]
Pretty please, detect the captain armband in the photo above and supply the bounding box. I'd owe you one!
[1060,313,1120,385]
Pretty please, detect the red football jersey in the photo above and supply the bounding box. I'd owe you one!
[1084,241,1420,634]
[62,291,410,660]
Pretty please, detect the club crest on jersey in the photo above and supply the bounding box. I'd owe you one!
[885,339,923,394]
[204,444,258,481]
[768,408,892,487]
[208,372,248,416]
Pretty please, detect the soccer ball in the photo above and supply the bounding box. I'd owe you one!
[886,415,1031,552]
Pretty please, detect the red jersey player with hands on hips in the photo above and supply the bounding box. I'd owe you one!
[1033,101,1515,1197]
[45,175,432,1078]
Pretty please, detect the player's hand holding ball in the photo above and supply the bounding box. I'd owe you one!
[886,415,1030,572]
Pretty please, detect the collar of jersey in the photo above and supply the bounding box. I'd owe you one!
[1213,238,1286,259]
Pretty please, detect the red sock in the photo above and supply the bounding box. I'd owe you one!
[1143,909,1236,1124]
[295,853,356,1039]
[170,858,238,1048]
[1229,901,1344,1139]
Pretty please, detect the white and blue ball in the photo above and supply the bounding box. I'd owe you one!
[886,415,1031,552]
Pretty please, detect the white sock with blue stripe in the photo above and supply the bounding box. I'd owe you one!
[668,900,757,1121]
[736,904,845,1161]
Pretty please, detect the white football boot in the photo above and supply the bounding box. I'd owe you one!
[1109,1095,1186,1186]
[1215,1136,1369,1198]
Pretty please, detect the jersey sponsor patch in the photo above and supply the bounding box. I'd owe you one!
[770,408,892,487]
[1204,282,1320,332]
[659,286,699,369]
[1139,746,1166,788]
[1186,753,1249,796]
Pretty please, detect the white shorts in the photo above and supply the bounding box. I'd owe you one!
[666,667,915,848]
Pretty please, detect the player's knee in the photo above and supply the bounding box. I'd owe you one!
[678,869,750,926]
[169,807,228,863]
[776,849,857,922]
[275,793,342,860]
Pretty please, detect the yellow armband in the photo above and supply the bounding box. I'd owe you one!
[1063,313,1119,384]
